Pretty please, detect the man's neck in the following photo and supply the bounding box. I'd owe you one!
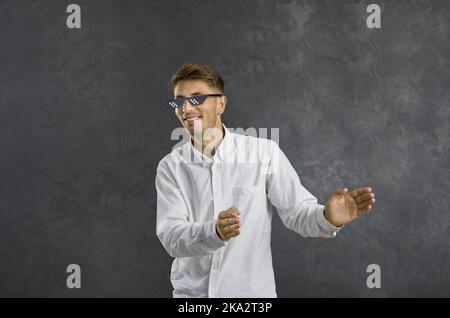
[191,124,225,158]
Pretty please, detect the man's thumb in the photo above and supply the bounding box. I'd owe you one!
[337,187,348,194]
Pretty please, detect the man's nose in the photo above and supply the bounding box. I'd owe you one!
[181,99,195,112]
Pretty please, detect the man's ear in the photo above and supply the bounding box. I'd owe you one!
[217,95,227,115]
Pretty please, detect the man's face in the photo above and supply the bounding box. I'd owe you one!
[173,79,226,136]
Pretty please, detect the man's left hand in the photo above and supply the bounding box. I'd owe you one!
[324,187,376,227]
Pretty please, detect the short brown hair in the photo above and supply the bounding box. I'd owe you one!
[170,63,225,93]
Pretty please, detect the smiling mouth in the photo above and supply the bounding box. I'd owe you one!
[184,116,201,122]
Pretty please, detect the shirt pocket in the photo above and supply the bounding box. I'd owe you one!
[232,184,265,225]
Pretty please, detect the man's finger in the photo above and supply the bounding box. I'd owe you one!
[218,211,228,219]
[219,217,240,227]
[355,192,375,204]
[227,228,241,239]
[229,207,241,217]
[336,187,348,194]
[216,223,225,241]
[219,207,241,219]
[223,225,239,238]
[357,197,375,209]
[358,204,373,214]
[219,210,233,219]
[350,187,373,198]
[222,223,240,236]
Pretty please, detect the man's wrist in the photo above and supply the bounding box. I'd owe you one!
[324,208,343,228]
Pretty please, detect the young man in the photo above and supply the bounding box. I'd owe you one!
[156,64,376,298]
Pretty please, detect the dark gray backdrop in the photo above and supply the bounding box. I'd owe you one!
[0,0,449,297]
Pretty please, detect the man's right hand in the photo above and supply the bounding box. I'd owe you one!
[216,207,241,241]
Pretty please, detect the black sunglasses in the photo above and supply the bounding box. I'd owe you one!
[167,94,223,109]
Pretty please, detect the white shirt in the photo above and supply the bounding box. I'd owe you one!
[155,124,342,298]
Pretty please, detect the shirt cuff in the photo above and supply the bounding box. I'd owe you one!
[317,205,344,238]
[204,219,226,249]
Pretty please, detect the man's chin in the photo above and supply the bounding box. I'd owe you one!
[184,123,205,136]
[188,120,203,127]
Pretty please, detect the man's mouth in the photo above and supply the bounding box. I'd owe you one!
[184,116,202,122]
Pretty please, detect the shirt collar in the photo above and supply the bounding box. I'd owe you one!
[190,123,233,165]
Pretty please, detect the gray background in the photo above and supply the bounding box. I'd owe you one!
[0,0,449,297]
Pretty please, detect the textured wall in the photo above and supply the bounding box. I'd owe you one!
[0,0,449,297]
